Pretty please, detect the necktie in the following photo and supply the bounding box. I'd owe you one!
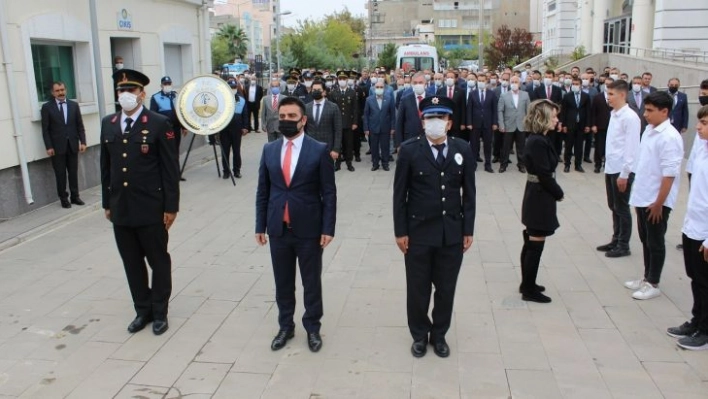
[636,93,641,106]
[433,143,446,165]
[315,103,321,124]
[272,95,278,110]
[417,95,423,118]
[575,94,580,122]
[448,87,453,98]
[59,101,66,124]
[282,140,293,224]
[547,87,551,99]
[124,117,133,135]
[481,90,485,103]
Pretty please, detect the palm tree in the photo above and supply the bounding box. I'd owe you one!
[216,24,249,61]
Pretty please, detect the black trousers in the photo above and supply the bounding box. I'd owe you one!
[471,127,493,167]
[369,132,391,167]
[353,125,363,157]
[563,129,585,167]
[220,129,242,173]
[604,173,634,250]
[113,224,172,319]
[269,228,323,333]
[492,129,503,158]
[501,129,525,166]
[682,234,708,333]
[51,146,79,200]
[594,129,607,168]
[547,130,563,156]
[583,132,593,159]
[404,243,463,341]
[339,128,354,164]
[247,102,260,131]
[635,206,671,285]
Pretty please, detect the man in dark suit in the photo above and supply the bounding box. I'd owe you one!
[560,77,592,172]
[466,74,498,173]
[245,75,264,132]
[41,81,87,208]
[628,76,649,133]
[436,71,467,140]
[101,69,180,336]
[255,96,337,353]
[393,96,476,358]
[641,72,658,94]
[535,72,565,155]
[395,72,427,147]
[667,78,689,133]
[364,79,396,171]
[305,80,343,169]
[589,78,613,173]
[329,71,360,171]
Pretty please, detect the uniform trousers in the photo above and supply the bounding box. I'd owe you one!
[635,206,671,285]
[339,128,355,164]
[404,243,463,341]
[583,132,594,159]
[220,128,242,174]
[51,143,79,200]
[682,234,708,333]
[492,129,503,159]
[113,224,172,319]
[269,227,323,333]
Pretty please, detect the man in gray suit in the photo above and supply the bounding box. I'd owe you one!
[305,80,342,165]
[627,76,649,133]
[261,78,286,142]
[497,76,530,173]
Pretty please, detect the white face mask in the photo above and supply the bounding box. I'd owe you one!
[375,88,384,96]
[543,78,552,86]
[632,84,642,93]
[424,74,431,81]
[477,82,487,90]
[370,77,378,84]
[115,63,124,70]
[501,80,509,87]
[424,118,448,140]
[162,85,172,94]
[564,79,572,86]
[571,85,581,93]
[445,78,455,87]
[490,79,497,85]
[467,80,477,88]
[552,82,562,87]
[532,79,540,86]
[347,79,354,86]
[304,80,313,88]
[413,84,425,95]
[403,83,411,89]
[118,91,139,111]
[581,79,589,87]
[510,83,519,91]
[338,80,347,88]
[610,74,619,80]
[434,79,443,87]
[325,81,333,88]
[287,84,295,91]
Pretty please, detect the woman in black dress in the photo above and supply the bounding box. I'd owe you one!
[519,99,564,303]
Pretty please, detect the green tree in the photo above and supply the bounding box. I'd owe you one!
[377,43,398,70]
[323,8,366,36]
[211,36,232,71]
[216,24,249,61]
[484,25,538,70]
[281,17,363,69]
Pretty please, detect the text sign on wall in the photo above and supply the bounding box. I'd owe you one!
[117,9,133,31]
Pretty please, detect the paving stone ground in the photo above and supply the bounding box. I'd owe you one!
[0,132,706,399]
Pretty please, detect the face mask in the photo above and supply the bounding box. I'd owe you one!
[162,85,172,94]
[404,83,411,90]
[434,79,443,87]
[477,82,487,90]
[610,74,619,80]
[552,82,562,88]
[424,118,448,140]
[581,79,589,87]
[287,84,295,91]
[413,84,425,95]
[375,88,384,96]
[279,119,302,138]
[250,80,256,85]
[304,81,313,88]
[271,87,280,95]
[532,79,540,87]
[669,86,678,94]
[467,80,477,88]
[632,84,642,93]
[311,90,323,100]
[490,79,497,85]
[325,81,333,88]
[118,91,139,111]
[115,63,124,70]
[510,83,519,91]
[564,79,572,86]
[501,80,509,88]
[370,77,378,84]
[543,78,552,86]
[571,85,581,93]
[699,95,708,106]
[445,78,455,87]
[338,80,347,88]
[599,85,607,93]
[347,79,354,86]
[424,74,431,81]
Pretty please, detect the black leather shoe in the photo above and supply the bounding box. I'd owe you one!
[388,155,394,162]
[355,156,362,162]
[594,167,601,173]
[605,248,631,258]
[499,165,507,173]
[584,157,593,163]
[575,165,585,173]
[518,165,527,173]
[60,199,72,209]
[521,291,552,303]
[334,163,341,171]
[676,244,684,251]
[70,198,85,206]
[431,338,450,358]
[596,242,616,252]
[222,172,230,179]
[476,156,483,162]
[152,319,168,335]
[233,171,242,178]
[271,329,294,351]
[180,177,187,181]
[484,166,494,173]
[411,338,427,358]
[127,315,153,333]
[365,150,371,155]
[382,165,390,171]
[492,157,499,163]
[518,284,546,293]
[371,165,380,171]
[307,332,323,352]
[347,164,355,172]
[563,165,570,173]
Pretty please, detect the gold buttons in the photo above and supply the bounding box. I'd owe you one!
[441,172,444,176]
[442,210,446,215]
[441,185,446,190]
[122,168,127,172]
[122,153,127,158]
[123,139,127,144]
[123,182,128,187]
[442,197,446,202]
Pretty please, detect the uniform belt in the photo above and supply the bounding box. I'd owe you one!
[527,174,540,183]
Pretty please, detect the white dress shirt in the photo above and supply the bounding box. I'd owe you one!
[55,99,68,124]
[281,132,304,180]
[512,91,519,108]
[249,84,256,102]
[121,106,144,133]
[629,120,684,209]
[427,137,449,159]
[683,136,708,246]
[686,132,706,175]
[605,104,641,178]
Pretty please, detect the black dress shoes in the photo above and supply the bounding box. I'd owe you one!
[307,332,323,352]
[355,156,362,162]
[127,315,153,333]
[334,163,341,171]
[431,338,450,358]
[411,338,427,358]
[366,150,372,155]
[584,157,593,163]
[605,248,631,258]
[563,165,570,173]
[518,165,527,173]
[484,166,494,173]
[476,156,483,162]
[152,319,168,335]
[70,197,85,206]
[522,290,552,303]
[382,165,390,171]
[499,165,507,173]
[347,164,355,172]
[492,157,499,163]
[596,242,616,252]
[60,199,72,209]
[180,177,187,181]
[271,329,294,351]
[575,165,585,173]
[222,172,230,179]
[233,171,242,179]
[518,284,546,293]
[371,165,380,171]
[593,166,601,173]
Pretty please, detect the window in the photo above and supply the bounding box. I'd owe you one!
[548,1,556,12]
[438,19,458,28]
[31,43,76,102]
[164,44,184,87]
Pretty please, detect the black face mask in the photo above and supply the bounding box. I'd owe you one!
[279,119,301,138]
[311,90,323,100]
[669,86,679,94]
[700,95,708,106]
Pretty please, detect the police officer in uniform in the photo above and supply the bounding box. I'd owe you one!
[393,96,476,358]
[101,69,180,336]
[149,76,186,181]
[330,70,360,171]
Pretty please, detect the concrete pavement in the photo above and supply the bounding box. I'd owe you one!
[0,131,706,398]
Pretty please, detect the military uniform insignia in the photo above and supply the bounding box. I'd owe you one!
[111,115,118,123]
[141,130,149,135]
[432,97,440,104]
[141,144,149,154]
[165,131,175,140]
[455,153,463,165]
[141,115,148,123]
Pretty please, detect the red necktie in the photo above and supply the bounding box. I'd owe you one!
[282,140,293,224]
[547,87,551,99]
[417,95,423,118]
[272,95,278,110]
[448,87,453,98]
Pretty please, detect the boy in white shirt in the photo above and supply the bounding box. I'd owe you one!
[625,91,683,300]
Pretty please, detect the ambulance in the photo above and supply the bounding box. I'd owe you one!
[396,44,439,73]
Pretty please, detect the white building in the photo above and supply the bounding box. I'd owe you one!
[212,0,272,65]
[0,0,211,219]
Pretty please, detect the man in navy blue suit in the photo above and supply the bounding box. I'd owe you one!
[395,72,428,147]
[667,78,689,133]
[255,97,337,353]
[364,79,396,171]
[466,74,498,172]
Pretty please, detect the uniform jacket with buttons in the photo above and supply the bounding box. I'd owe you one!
[328,86,360,129]
[100,108,180,227]
[393,136,476,246]
[522,134,564,232]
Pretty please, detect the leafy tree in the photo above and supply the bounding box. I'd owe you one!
[211,36,232,70]
[281,16,363,69]
[484,25,538,70]
[216,24,249,61]
[377,43,398,70]
[323,8,366,36]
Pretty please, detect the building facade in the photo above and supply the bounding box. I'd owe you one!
[0,0,211,220]
[212,0,272,65]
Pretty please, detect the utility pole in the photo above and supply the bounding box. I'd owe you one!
[478,0,484,67]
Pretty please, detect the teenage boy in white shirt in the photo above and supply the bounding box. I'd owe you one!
[625,91,683,300]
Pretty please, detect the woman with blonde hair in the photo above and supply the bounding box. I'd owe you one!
[519,99,565,303]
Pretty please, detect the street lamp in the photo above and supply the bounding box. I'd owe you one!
[274,10,292,75]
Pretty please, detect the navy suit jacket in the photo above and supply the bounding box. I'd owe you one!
[395,92,426,146]
[466,89,498,129]
[255,134,337,239]
[426,84,440,97]
[41,99,86,155]
[363,95,396,135]
[669,91,689,131]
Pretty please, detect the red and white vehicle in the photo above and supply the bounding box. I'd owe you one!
[396,44,439,73]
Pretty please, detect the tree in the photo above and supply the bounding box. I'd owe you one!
[281,17,363,69]
[484,25,538,70]
[323,8,366,36]
[377,43,398,70]
[211,36,232,71]
[216,24,249,61]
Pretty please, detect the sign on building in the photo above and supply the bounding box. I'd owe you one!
[117,9,133,31]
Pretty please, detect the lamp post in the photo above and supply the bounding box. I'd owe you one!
[274,10,292,75]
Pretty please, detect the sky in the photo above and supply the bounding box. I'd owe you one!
[279,0,367,26]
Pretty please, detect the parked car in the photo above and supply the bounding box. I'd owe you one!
[458,60,479,72]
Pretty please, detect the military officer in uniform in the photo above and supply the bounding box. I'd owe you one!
[330,70,360,171]
[101,69,180,336]
[353,71,368,162]
[393,96,476,358]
